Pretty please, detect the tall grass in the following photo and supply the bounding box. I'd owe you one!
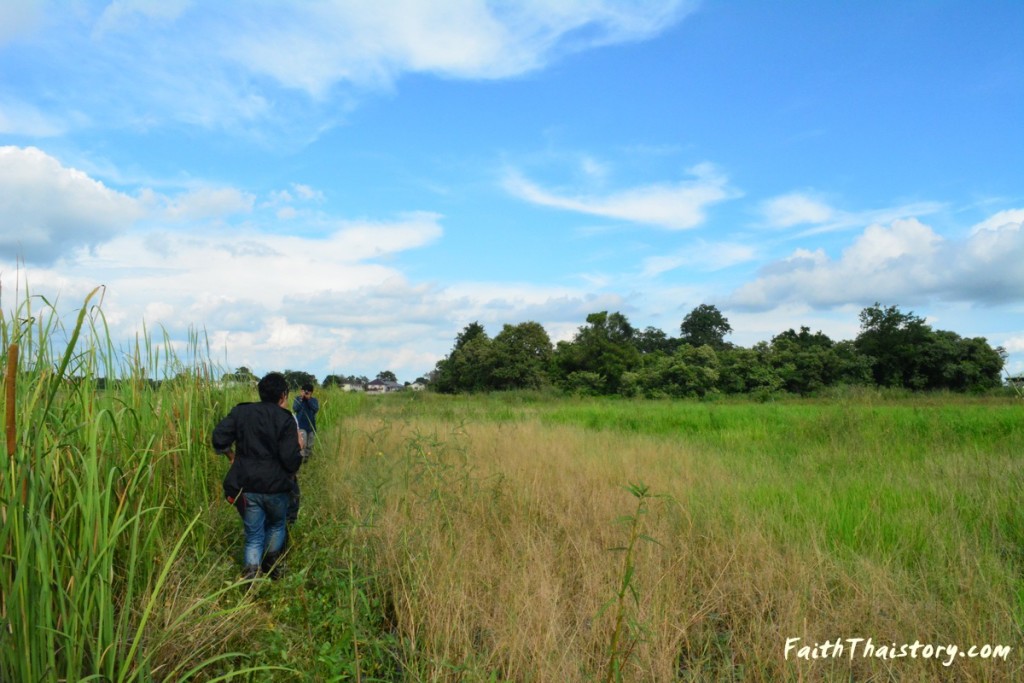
[0,286,261,681]
[4,280,1020,682]
[315,391,1023,681]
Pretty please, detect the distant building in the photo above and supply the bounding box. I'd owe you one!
[409,381,427,391]
[366,378,404,393]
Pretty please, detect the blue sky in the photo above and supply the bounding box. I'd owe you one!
[1,1,1022,383]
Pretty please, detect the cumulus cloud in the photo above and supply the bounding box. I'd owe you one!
[728,212,1024,311]
[970,208,1024,234]
[1003,335,1024,355]
[504,163,736,230]
[0,217,450,379]
[0,146,145,263]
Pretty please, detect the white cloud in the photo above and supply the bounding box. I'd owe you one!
[221,1,695,96]
[10,2,693,135]
[797,201,946,236]
[504,163,736,230]
[0,198,454,381]
[758,190,946,235]
[0,145,452,380]
[641,241,758,277]
[162,187,255,221]
[760,192,834,228]
[292,183,323,202]
[0,146,145,263]
[729,211,1024,311]
[970,208,1024,235]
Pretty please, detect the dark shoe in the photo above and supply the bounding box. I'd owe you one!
[241,564,260,581]
[261,552,284,580]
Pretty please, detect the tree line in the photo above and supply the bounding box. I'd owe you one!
[429,303,1006,397]
[220,368,426,390]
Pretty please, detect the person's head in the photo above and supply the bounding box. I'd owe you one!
[257,372,289,404]
[300,382,314,398]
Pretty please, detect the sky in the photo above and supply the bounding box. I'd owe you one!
[1,0,1022,384]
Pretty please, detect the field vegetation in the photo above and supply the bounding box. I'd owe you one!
[2,291,1021,681]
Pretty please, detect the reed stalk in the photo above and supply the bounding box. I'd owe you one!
[0,284,257,681]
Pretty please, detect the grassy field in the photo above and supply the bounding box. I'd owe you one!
[281,391,1022,682]
[2,293,1022,681]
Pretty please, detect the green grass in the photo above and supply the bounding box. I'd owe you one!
[3,285,1021,680]
[309,391,1022,680]
[1,288,265,681]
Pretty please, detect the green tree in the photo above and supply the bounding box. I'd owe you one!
[854,303,933,388]
[634,326,678,354]
[919,331,1004,391]
[855,303,1004,391]
[222,366,257,384]
[680,304,732,350]
[768,327,838,395]
[552,311,640,394]
[282,369,317,390]
[830,340,874,387]
[376,370,397,383]
[432,322,495,393]
[716,344,782,395]
[323,374,369,388]
[490,321,554,390]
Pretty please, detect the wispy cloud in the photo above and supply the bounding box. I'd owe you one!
[641,241,758,277]
[760,192,835,228]
[161,187,255,221]
[758,191,945,235]
[3,1,694,137]
[504,163,737,230]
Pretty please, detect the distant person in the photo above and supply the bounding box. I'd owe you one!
[213,372,303,580]
[292,382,320,459]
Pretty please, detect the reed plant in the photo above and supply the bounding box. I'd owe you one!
[0,285,263,681]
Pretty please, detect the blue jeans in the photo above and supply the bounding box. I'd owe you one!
[241,492,290,566]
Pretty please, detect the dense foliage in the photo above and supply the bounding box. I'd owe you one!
[431,303,1006,396]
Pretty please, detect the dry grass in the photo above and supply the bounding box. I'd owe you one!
[320,411,1022,682]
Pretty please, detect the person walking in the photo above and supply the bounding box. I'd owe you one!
[213,372,302,579]
[292,382,320,459]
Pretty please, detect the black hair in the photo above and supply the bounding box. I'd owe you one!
[301,382,314,392]
[258,372,289,403]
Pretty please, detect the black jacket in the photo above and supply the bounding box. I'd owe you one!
[212,401,302,496]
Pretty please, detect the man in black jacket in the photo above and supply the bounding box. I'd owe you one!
[213,372,302,579]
